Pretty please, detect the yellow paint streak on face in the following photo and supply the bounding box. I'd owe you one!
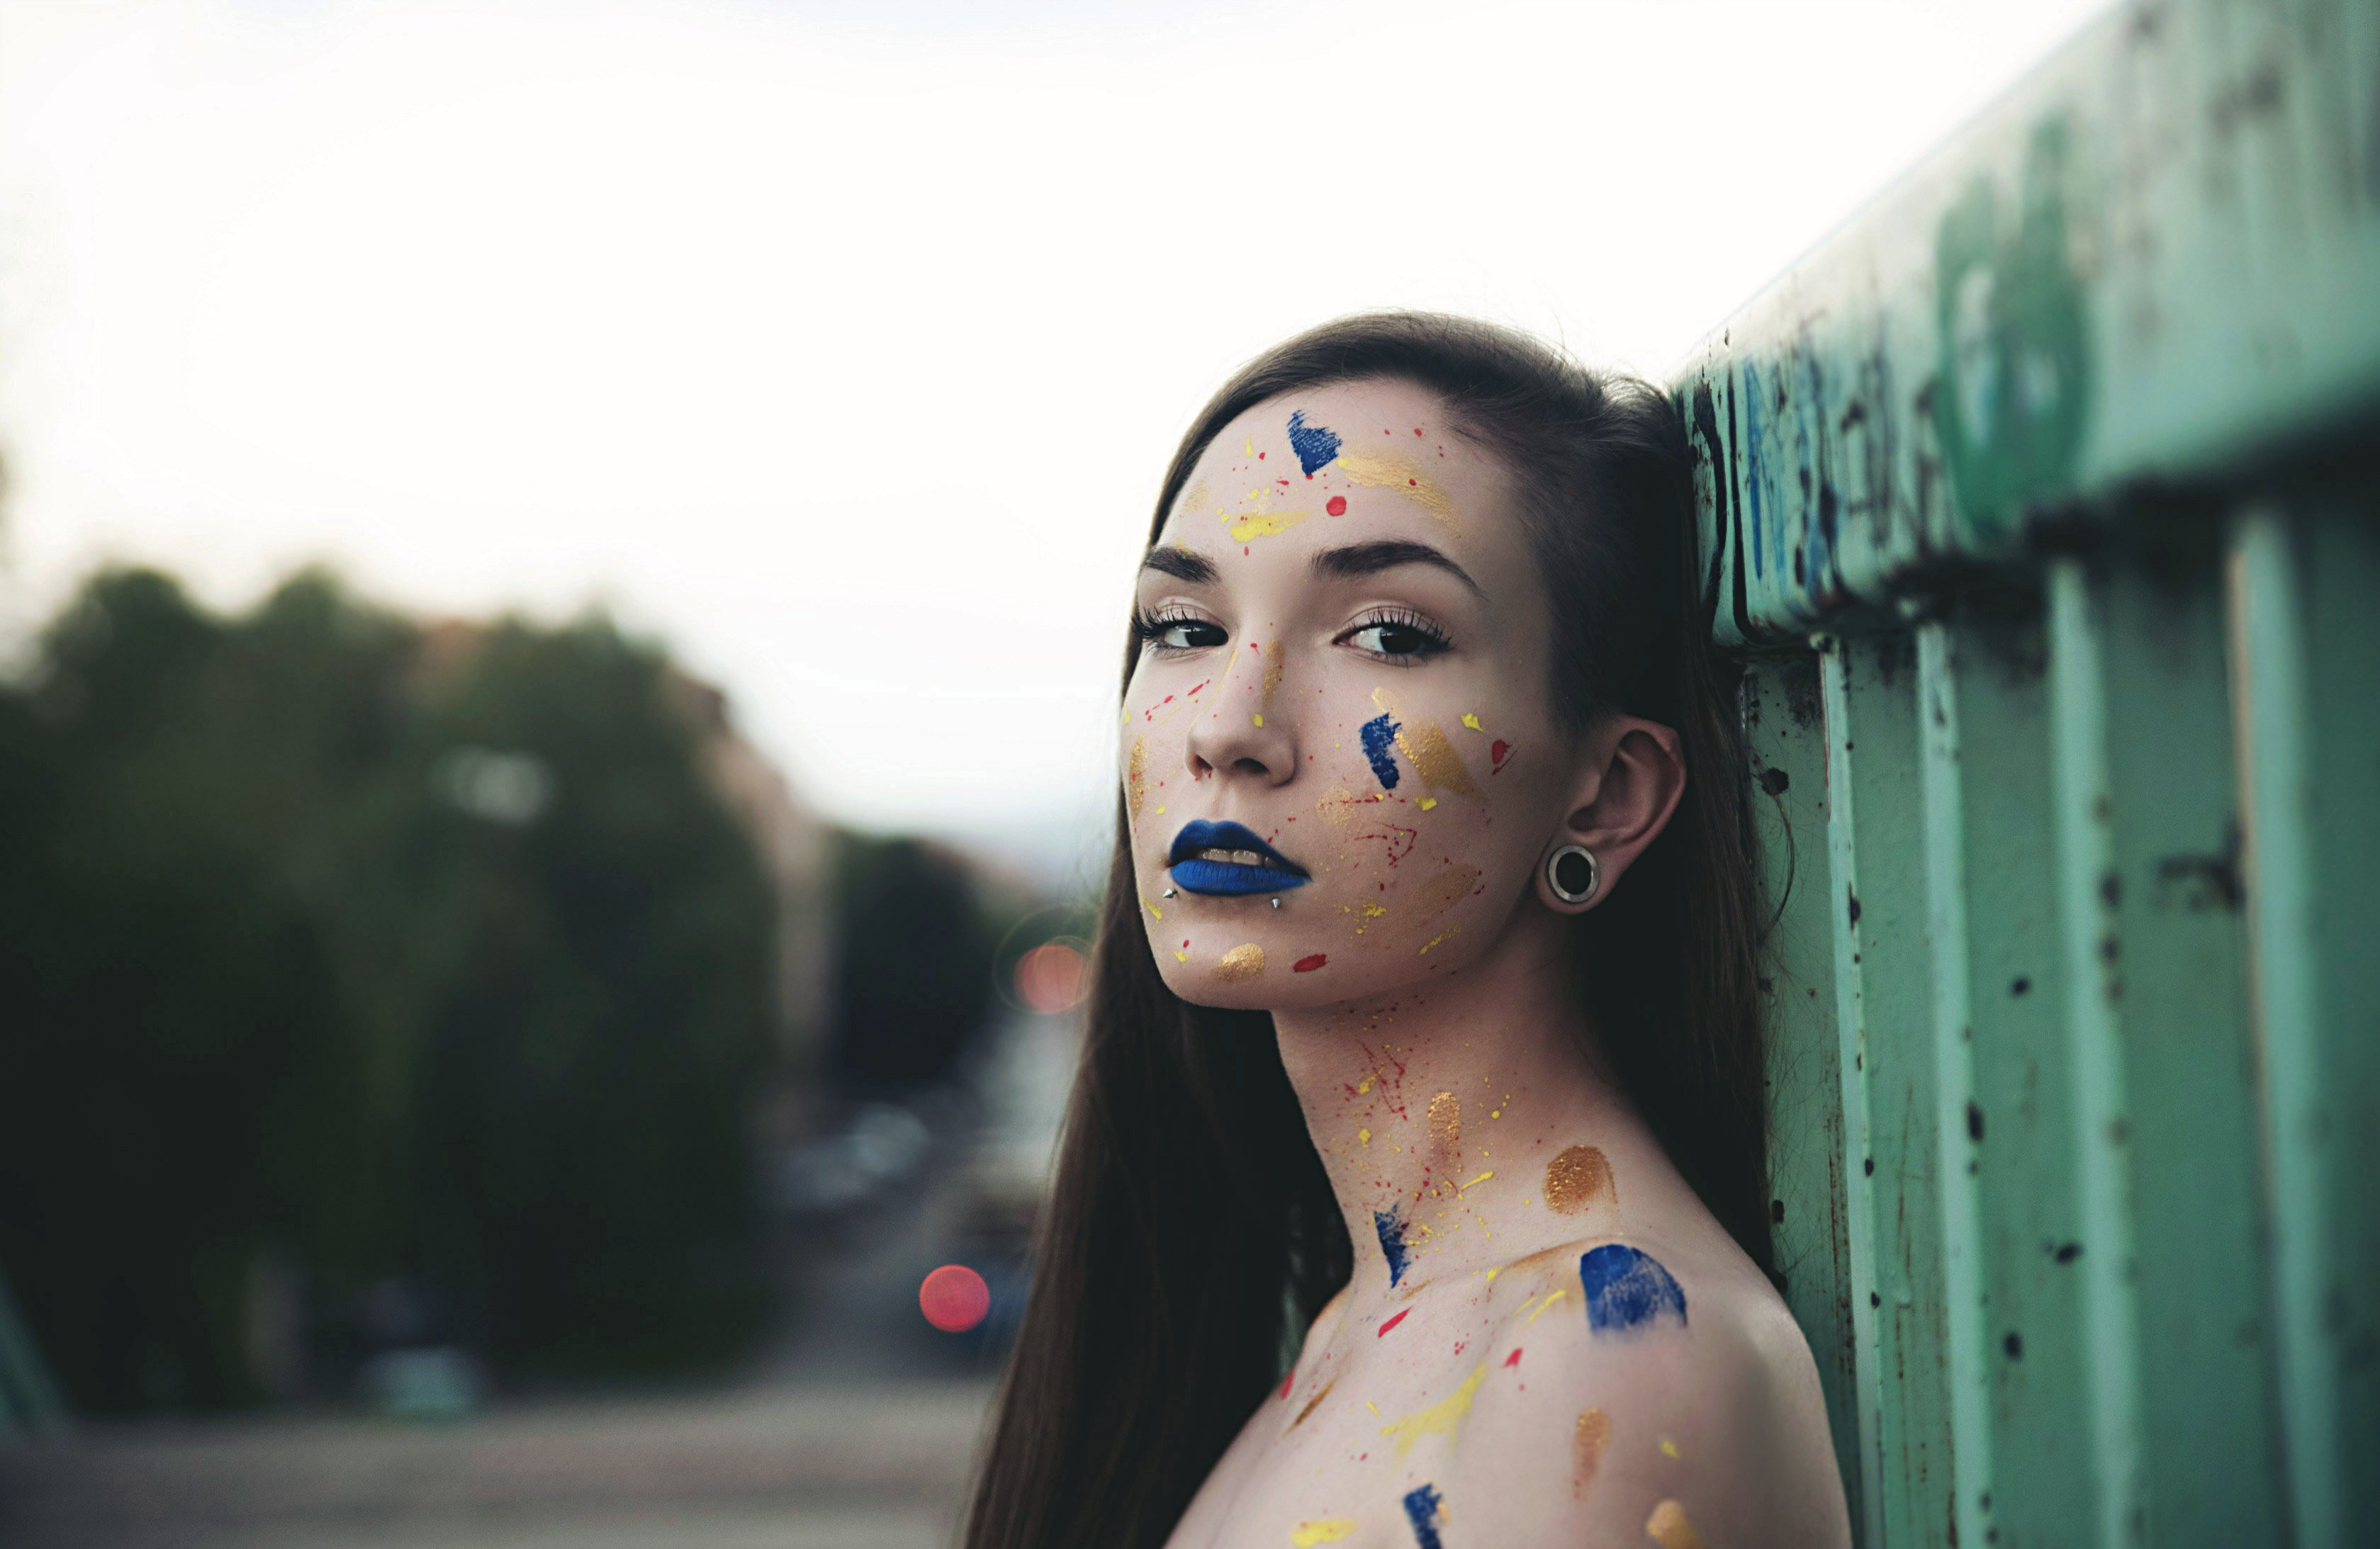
[1418,927,1461,955]
[1481,1266,1500,1283]
[1355,1076,1374,1095]
[1288,1376,1338,1431]
[1357,1127,1371,1147]
[1418,796,1437,810]
[1543,1145,1617,1215]
[1223,487,1311,542]
[1376,1361,1487,1458]
[1253,714,1264,726]
[1143,898,1163,921]
[1261,638,1285,709]
[1334,452,1460,531]
[1461,712,1483,731]
[1427,1091,1461,1156]
[1646,1500,1705,1549]
[1573,1407,1610,1499]
[1660,1437,1680,1458]
[1522,1288,1567,1326]
[1213,942,1265,981]
[1363,905,1387,919]
[1127,736,1148,821]
[1174,950,1189,962]
[1290,1520,1355,1547]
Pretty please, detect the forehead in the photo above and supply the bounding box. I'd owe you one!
[1155,380,1524,568]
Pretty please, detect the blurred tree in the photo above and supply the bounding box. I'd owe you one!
[827,835,995,1091]
[0,568,780,1409]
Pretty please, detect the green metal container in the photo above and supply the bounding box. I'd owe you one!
[1673,1,2380,1543]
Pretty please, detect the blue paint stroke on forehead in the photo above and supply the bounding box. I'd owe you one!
[1578,1243,1688,1336]
[1287,410,1342,476]
[1401,1482,1446,1549]
[1359,713,1403,790]
[1374,1206,1411,1288]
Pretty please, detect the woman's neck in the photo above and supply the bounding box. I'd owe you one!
[1272,909,1656,1307]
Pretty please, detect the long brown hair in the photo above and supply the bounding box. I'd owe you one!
[962,312,1769,1549]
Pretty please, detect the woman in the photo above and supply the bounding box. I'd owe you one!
[965,314,1851,1548]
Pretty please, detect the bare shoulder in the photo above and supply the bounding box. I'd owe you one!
[1444,1232,1851,1548]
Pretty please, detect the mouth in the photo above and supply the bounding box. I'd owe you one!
[1167,819,1310,897]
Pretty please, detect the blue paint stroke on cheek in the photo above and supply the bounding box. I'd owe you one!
[1578,1243,1688,1336]
[1287,410,1342,475]
[1359,713,1403,789]
[1374,1207,1410,1288]
[1401,1482,1445,1549]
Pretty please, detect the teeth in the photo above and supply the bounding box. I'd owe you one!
[1191,847,1270,867]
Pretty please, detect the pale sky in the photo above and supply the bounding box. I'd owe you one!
[0,0,2108,877]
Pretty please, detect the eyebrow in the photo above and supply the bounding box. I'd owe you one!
[1310,539,1484,597]
[1139,545,1220,585]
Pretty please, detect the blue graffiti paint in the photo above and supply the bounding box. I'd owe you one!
[1740,361,1769,582]
[1578,1244,1688,1336]
[1359,713,1402,789]
[1287,410,1342,476]
[1374,1207,1410,1288]
[1401,1482,1445,1549]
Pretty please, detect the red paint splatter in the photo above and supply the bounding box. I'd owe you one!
[1279,1371,1295,1399]
[1503,1348,1523,1368]
[1377,1309,1410,1336]
[1408,478,1418,488]
[1258,451,1265,458]
[1326,495,1347,516]
[1294,954,1328,973]
[1452,1341,1466,1356]
[1413,427,1423,436]
[1490,739,1512,770]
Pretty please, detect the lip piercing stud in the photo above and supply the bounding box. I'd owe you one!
[1271,898,1282,909]
[1161,888,1177,899]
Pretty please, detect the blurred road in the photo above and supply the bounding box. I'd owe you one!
[0,1380,992,1548]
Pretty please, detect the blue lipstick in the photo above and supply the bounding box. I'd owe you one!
[1167,819,1310,897]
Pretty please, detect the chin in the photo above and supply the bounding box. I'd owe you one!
[1143,916,1486,1011]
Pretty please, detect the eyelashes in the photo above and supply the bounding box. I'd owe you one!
[1133,606,1454,665]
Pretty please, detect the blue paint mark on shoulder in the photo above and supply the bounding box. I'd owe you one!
[1374,1206,1410,1288]
[1359,713,1402,789]
[1287,410,1341,476]
[1401,1482,1445,1549]
[1578,1244,1688,1336]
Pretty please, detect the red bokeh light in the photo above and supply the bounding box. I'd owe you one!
[919,1263,990,1333]
[1014,941,1087,1014]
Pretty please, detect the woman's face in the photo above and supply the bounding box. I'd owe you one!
[1123,379,1580,1008]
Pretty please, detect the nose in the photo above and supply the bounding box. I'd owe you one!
[1184,649,1298,787]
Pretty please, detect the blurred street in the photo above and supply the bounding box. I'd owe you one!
[0,1036,1060,1549]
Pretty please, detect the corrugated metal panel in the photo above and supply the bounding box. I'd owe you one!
[1674,2,2379,1542]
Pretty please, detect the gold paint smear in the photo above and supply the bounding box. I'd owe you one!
[1573,1407,1609,1499]
[1427,1091,1461,1156]
[1376,1361,1487,1457]
[1290,1521,1356,1547]
[1335,452,1461,531]
[1396,719,1479,797]
[1289,1375,1338,1430]
[1645,1500,1705,1549]
[1127,736,1148,821]
[1213,942,1266,981]
[1177,477,1212,524]
[1410,863,1481,926]
[1261,638,1286,709]
[1543,1145,1617,1215]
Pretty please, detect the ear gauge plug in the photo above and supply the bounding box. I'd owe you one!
[1544,844,1600,905]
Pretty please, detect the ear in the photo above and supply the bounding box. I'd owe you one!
[1532,716,1688,915]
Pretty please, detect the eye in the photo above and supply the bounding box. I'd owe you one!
[1340,609,1452,663]
[1135,607,1228,653]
